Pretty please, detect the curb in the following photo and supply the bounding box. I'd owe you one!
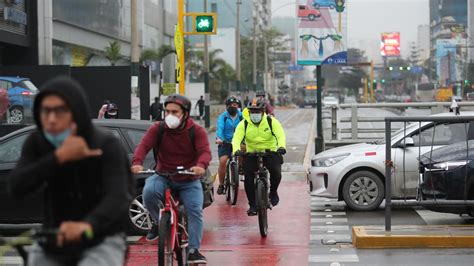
[352,225,474,249]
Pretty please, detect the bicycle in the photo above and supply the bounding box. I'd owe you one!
[139,167,194,266]
[224,153,240,205]
[240,150,275,237]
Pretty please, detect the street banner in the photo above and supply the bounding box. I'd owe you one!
[174,22,184,84]
[296,0,347,65]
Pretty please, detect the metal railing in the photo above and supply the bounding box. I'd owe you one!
[330,102,474,142]
[384,116,474,232]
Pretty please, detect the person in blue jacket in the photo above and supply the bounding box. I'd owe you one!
[216,96,243,195]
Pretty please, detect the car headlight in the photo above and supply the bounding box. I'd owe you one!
[312,154,350,167]
[430,160,471,171]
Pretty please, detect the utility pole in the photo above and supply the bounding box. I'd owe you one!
[315,65,323,153]
[131,0,140,88]
[236,0,241,93]
[204,0,210,128]
[263,28,268,93]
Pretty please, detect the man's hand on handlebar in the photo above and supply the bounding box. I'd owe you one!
[234,150,244,157]
[216,138,223,145]
[131,165,144,174]
[190,166,205,176]
[277,147,287,155]
[57,221,93,247]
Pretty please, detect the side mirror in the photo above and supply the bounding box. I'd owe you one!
[397,137,415,148]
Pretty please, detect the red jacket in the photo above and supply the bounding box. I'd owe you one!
[132,119,211,181]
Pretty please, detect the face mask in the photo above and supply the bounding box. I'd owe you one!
[227,106,237,116]
[250,113,262,124]
[165,114,181,129]
[44,128,71,148]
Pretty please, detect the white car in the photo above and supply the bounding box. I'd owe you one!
[322,96,339,107]
[309,112,474,211]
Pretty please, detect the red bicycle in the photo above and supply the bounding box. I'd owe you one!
[141,167,194,266]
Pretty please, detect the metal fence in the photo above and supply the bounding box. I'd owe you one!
[384,116,474,231]
[329,102,474,142]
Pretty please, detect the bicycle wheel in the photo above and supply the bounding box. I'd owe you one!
[225,160,231,202]
[158,212,173,266]
[229,161,239,205]
[175,207,188,266]
[256,179,268,237]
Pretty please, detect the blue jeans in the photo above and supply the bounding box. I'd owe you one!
[142,174,204,250]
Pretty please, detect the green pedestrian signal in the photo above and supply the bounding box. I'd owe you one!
[381,79,386,83]
[195,15,214,33]
[388,66,394,71]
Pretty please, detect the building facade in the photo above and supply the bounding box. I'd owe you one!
[417,24,430,63]
[0,0,38,65]
[37,0,177,66]
[429,0,468,86]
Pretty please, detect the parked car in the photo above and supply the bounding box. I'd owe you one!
[0,119,156,235]
[308,112,474,211]
[298,5,321,21]
[312,0,336,9]
[322,96,339,107]
[419,140,474,216]
[0,77,39,124]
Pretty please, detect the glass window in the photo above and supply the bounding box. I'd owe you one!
[411,123,468,146]
[124,128,154,159]
[102,128,129,151]
[0,134,29,163]
[0,80,12,89]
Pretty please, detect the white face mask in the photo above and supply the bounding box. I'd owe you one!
[165,114,181,129]
[250,113,262,124]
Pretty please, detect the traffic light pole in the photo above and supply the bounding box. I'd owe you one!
[315,65,324,154]
[204,0,210,128]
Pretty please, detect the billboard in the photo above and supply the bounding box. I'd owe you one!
[435,39,466,85]
[380,32,400,57]
[296,0,347,65]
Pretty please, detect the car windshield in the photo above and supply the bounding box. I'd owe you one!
[20,80,39,93]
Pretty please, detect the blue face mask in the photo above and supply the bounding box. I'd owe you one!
[44,128,71,148]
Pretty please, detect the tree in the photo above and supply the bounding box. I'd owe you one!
[188,49,228,81]
[338,48,369,97]
[140,45,175,63]
[104,41,123,66]
[240,27,287,90]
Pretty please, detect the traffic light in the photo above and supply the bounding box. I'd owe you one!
[335,0,345,12]
[464,79,470,85]
[195,15,214,33]
[387,66,394,71]
[381,79,386,83]
[185,13,217,35]
[373,79,377,89]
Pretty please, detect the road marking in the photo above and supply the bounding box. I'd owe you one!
[311,212,346,216]
[311,218,349,223]
[310,234,352,241]
[311,225,350,231]
[309,254,359,262]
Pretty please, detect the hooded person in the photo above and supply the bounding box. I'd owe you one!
[8,76,132,265]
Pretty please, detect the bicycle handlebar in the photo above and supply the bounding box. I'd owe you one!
[138,167,196,176]
[236,150,276,157]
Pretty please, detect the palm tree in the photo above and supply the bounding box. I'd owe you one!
[104,41,123,66]
[140,45,175,63]
[190,49,228,80]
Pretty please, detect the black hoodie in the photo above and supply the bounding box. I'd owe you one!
[8,76,132,248]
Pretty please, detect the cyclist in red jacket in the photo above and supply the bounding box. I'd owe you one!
[131,94,211,264]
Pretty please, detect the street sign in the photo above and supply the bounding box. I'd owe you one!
[174,22,184,84]
[296,0,347,66]
[162,83,177,95]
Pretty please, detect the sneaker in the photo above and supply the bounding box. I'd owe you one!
[270,192,280,207]
[188,249,207,264]
[217,184,225,195]
[247,206,257,216]
[146,224,159,241]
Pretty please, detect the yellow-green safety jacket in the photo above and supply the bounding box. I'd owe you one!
[231,108,286,153]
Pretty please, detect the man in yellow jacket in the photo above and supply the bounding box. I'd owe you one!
[232,98,286,216]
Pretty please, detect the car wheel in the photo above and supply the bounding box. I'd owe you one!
[308,14,316,21]
[9,107,23,124]
[127,194,152,235]
[342,171,384,211]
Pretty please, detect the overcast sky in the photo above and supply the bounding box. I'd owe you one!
[272,0,430,59]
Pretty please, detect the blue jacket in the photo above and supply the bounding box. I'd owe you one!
[216,110,243,143]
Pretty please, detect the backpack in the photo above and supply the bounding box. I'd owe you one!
[152,121,214,209]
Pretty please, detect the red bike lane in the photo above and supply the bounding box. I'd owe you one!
[126,178,310,265]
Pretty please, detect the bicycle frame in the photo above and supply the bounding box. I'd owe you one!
[159,189,188,252]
